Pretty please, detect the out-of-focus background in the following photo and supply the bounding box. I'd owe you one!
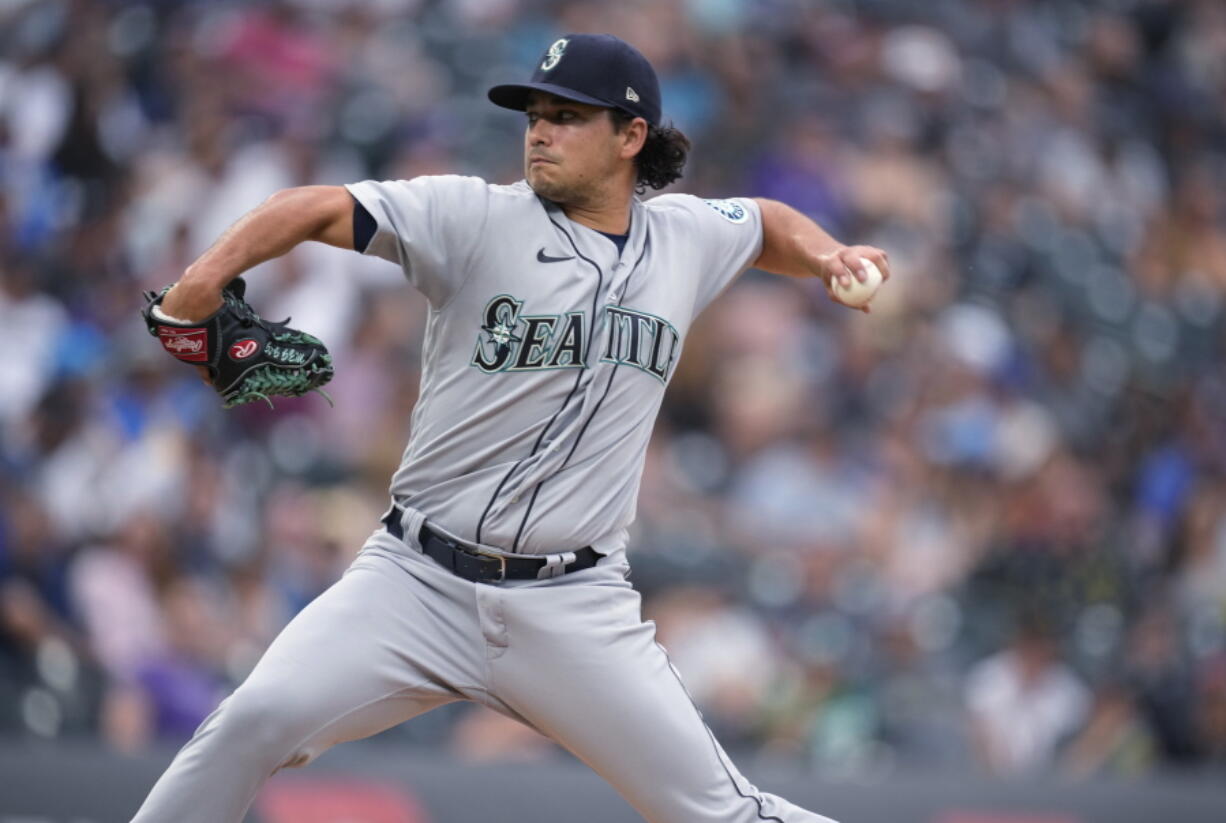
[2,0,1225,821]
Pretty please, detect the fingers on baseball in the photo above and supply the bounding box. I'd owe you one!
[833,250,864,284]
[857,247,891,281]
[842,260,860,287]
[867,248,890,281]
[819,252,856,289]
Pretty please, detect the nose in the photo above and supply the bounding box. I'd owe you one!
[528,117,552,145]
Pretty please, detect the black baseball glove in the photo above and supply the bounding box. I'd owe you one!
[141,277,334,408]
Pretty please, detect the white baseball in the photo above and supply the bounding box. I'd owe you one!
[830,259,883,308]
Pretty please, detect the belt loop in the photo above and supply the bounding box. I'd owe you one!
[537,551,577,580]
[382,501,425,550]
[399,506,425,549]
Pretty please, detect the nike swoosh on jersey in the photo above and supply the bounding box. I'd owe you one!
[537,248,576,263]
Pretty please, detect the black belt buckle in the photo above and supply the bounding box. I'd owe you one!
[464,547,508,583]
[432,527,508,583]
[485,551,509,582]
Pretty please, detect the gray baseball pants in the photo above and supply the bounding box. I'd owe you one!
[130,517,836,823]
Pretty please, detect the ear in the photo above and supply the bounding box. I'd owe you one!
[618,117,648,159]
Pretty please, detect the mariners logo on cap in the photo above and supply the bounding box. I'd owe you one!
[541,38,568,71]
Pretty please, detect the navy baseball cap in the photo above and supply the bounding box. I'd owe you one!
[488,34,662,126]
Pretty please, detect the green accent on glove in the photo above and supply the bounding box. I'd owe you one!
[141,277,335,409]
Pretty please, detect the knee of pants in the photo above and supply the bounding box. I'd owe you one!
[209,685,320,764]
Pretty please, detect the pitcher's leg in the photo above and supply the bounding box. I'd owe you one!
[494,581,837,823]
[130,552,461,823]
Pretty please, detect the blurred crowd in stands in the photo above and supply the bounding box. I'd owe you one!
[2,0,1225,779]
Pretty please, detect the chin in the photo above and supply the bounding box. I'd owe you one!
[527,174,570,203]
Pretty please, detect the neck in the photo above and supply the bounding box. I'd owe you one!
[558,175,635,234]
[563,200,632,234]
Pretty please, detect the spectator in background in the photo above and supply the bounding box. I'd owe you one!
[1062,684,1156,778]
[133,576,229,743]
[0,487,100,738]
[1196,655,1226,764]
[966,615,1091,775]
[1126,604,1202,764]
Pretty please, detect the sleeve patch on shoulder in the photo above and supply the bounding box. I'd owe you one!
[702,198,748,224]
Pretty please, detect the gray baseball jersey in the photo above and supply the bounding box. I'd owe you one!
[345,175,763,556]
[130,177,839,823]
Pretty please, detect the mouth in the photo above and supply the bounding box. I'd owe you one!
[528,156,556,167]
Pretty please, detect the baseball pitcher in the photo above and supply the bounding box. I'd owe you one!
[132,33,890,823]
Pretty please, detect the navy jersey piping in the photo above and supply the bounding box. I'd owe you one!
[510,234,651,552]
[656,642,787,823]
[474,212,605,548]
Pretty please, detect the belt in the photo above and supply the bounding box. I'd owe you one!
[381,505,600,584]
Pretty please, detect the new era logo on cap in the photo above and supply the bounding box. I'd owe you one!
[487,33,662,126]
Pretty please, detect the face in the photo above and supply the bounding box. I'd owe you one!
[523,93,642,205]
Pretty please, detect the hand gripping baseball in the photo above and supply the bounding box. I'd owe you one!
[141,277,334,408]
[817,244,891,313]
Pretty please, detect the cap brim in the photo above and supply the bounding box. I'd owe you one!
[488,82,615,113]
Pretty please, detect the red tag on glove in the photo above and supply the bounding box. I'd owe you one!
[228,338,260,360]
[157,327,208,362]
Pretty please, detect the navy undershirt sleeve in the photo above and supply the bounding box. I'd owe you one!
[352,196,376,253]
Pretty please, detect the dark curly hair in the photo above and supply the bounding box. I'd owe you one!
[609,110,691,194]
